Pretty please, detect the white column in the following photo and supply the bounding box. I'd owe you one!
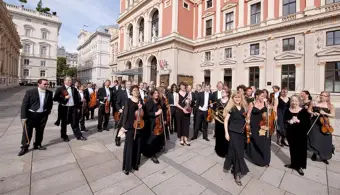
[133,24,138,46]
[216,0,221,33]
[172,0,179,33]
[268,0,274,19]
[159,2,163,36]
[145,19,151,42]
[198,3,202,38]
[238,0,244,27]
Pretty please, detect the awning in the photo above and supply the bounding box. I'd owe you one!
[113,67,143,76]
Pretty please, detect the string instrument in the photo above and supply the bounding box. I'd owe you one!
[320,114,334,134]
[154,103,164,136]
[259,103,276,137]
[183,94,192,113]
[206,101,216,122]
[243,112,251,143]
[133,102,145,139]
[89,91,97,108]
[113,112,120,121]
[165,98,171,125]
[82,95,89,115]
[269,92,275,106]
[62,89,69,97]
[144,96,147,104]
[105,96,110,114]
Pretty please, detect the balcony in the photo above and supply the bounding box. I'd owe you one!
[325,2,340,12]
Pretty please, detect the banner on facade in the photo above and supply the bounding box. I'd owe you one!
[159,60,168,70]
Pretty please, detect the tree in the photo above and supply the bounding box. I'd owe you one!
[19,0,27,3]
[65,67,77,78]
[36,0,51,14]
[57,57,67,78]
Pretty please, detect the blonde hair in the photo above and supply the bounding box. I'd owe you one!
[320,91,333,109]
[223,92,247,117]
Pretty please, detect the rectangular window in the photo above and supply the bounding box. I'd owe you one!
[225,48,232,58]
[206,0,213,8]
[40,46,47,56]
[283,37,295,51]
[24,44,30,54]
[40,70,46,77]
[206,19,212,36]
[326,0,340,4]
[250,43,260,55]
[251,2,261,24]
[41,61,46,67]
[25,29,31,36]
[24,69,29,77]
[325,62,340,92]
[205,51,211,61]
[183,2,189,10]
[283,0,296,16]
[326,30,340,46]
[204,70,211,86]
[249,67,260,88]
[225,12,234,31]
[24,59,29,65]
[42,32,47,39]
[224,68,232,89]
[281,64,296,91]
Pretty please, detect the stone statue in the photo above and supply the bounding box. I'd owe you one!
[129,36,132,46]
[139,31,143,42]
[152,25,157,38]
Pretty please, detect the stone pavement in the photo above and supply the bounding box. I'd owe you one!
[1,87,340,195]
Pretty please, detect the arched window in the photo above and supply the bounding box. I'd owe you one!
[151,10,159,38]
[128,25,133,46]
[138,60,143,67]
[139,18,144,42]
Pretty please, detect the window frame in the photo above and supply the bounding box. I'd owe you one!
[249,67,260,89]
[326,30,340,46]
[25,28,31,37]
[250,43,260,55]
[224,48,232,59]
[326,0,340,5]
[24,44,31,54]
[282,0,296,16]
[282,37,295,51]
[325,61,340,93]
[204,69,211,86]
[40,46,47,56]
[205,51,211,61]
[24,59,30,65]
[151,10,159,38]
[206,0,213,9]
[225,12,234,31]
[23,69,29,77]
[139,18,144,42]
[42,31,48,40]
[250,2,261,25]
[281,64,296,91]
[41,61,46,67]
[183,1,190,10]
[205,19,213,36]
[40,70,46,77]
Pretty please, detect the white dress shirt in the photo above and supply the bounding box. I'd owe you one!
[199,92,210,111]
[126,89,131,98]
[105,87,110,101]
[217,90,222,99]
[274,91,280,99]
[139,89,145,100]
[37,88,46,112]
[65,85,74,106]
[79,91,84,101]
[88,88,93,95]
[171,92,178,106]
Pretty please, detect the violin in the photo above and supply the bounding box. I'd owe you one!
[259,103,276,137]
[154,104,164,136]
[243,112,251,143]
[133,102,144,139]
[144,96,147,104]
[320,114,334,134]
[62,90,69,97]
[206,101,217,123]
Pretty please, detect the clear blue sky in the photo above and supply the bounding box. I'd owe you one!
[5,0,120,52]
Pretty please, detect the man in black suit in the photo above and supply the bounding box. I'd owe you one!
[53,76,87,142]
[84,83,96,120]
[111,80,120,117]
[19,79,53,156]
[97,80,113,132]
[191,84,213,141]
[115,80,131,146]
[192,84,202,132]
[212,81,224,103]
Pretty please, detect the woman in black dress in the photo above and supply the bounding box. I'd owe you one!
[274,88,290,147]
[284,95,310,176]
[142,89,167,164]
[245,90,271,167]
[215,87,230,157]
[121,85,143,175]
[300,90,312,109]
[167,83,178,133]
[308,91,335,164]
[223,92,249,186]
[176,82,191,146]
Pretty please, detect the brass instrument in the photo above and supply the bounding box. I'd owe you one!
[211,109,225,124]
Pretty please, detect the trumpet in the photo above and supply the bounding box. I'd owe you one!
[211,109,225,124]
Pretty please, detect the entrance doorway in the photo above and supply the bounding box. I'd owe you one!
[160,74,169,87]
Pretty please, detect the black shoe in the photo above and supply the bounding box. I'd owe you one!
[151,156,160,164]
[98,129,103,132]
[62,137,70,142]
[296,168,304,176]
[104,128,110,131]
[86,118,89,120]
[234,175,242,186]
[166,136,170,141]
[133,167,139,171]
[77,136,87,141]
[170,131,174,135]
[81,128,89,132]
[184,141,191,146]
[34,145,47,150]
[190,137,197,141]
[124,170,129,175]
[204,138,210,142]
[115,137,121,147]
[281,140,289,147]
[18,148,28,156]
[284,164,292,168]
[323,160,329,165]
[54,120,60,126]
[311,154,317,161]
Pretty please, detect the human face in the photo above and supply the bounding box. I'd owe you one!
[221,89,227,98]
[196,85,202,91]
[257,93,265,102]
[320,92,329,102]
[246,89,252,96]
[79,86,84,91]
[105,81,110,87]
[87,84,92,88]
[281,89,288,97]
[180,84,186,91]
[131,87,139,97]
[153,91,159,99]
[233,94,242,105]
[126,82,131,90]
[113,81,118,86]
[290,96,299,108]
[300,92,307,100]
[172,85,177,91]
[187,86,192,92]
[64,78,72,86]
[139,83,144,89]
[150,81,154,87]
[204,85,210,92]
[217,83,223,90]
[38,80,48,90]
[238,88,244,95]
[263,91,268,97]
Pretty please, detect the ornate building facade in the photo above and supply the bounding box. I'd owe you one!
[77,25,118,85]
[6,3,61,85]
[0,0,21,89]
[116,0,340,97]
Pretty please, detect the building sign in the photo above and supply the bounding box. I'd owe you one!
[159,60,168,70]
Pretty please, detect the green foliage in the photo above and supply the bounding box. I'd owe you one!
[19,0,27,3]
[36,0,51,14]
[65,67,77,78]
[57,57,67,77]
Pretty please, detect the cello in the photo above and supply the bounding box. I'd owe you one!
[105,96,110,114]
[89,91,97,109]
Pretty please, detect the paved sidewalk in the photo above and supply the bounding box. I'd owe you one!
[0,88,340,195]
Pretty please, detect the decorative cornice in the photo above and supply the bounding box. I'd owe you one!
[202,11,215,19]
[274,52,304,61]
[200,61,214,67]
[219,58,236,65]
[316,47,340,57]
[243,56,265,63]
[221,2,238,11]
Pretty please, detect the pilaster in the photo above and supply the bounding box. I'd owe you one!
[172,0,179,33]
[198,2,202,38]
[216,0,221,33]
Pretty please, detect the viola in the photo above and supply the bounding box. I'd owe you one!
[154,104,164,136]
[206,101,217,123]
[62,90,69,97]
[165,98,171,125]
[243,112,251,143]
[320,115,334,134]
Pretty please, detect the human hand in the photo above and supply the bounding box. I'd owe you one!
[225,134,230,141]
[65,95,70,99]
[138,103,142,109]
[183,109,189,114]
[119,109,123,113]
[104,97,107,100]
[320,110,327,115]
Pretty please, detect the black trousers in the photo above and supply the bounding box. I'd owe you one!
[21,112,48,149]
[60,106,82,138]
[170,106,177,132]
[194,110,208,139]
[98,105,110,129]
[85,107,95,119]
[79,106,86,130]
[193,107,198,131]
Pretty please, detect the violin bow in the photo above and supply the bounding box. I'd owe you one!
[307,114,320,135]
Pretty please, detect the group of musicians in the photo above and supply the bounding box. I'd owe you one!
[18,77,336,186]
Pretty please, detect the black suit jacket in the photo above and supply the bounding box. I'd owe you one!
[97,87,113,104]
[167,92,175,105]
[196,91,213,109]
[53,85,82,109]
[110,86,120,108]
[116,88,129,111]
[21,88,53,119]
[84,88,91,103]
